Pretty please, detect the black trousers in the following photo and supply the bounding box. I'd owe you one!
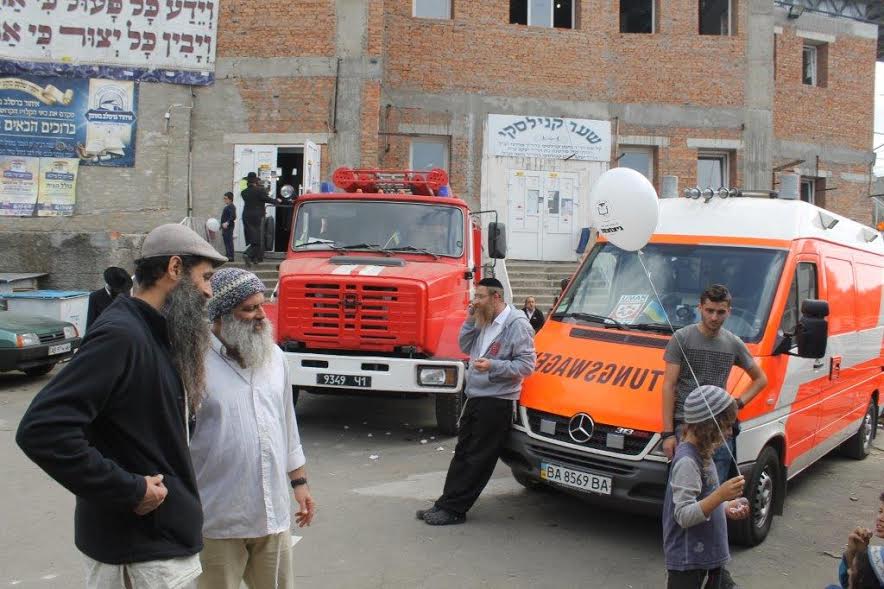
[222,228,235,260]
[242,214,264,262]
[434,396,514,516]
[667,568,722,589]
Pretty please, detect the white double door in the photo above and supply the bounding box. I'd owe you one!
[507,170,580,261]
[232,142,321,251]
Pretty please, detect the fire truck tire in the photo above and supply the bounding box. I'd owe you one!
[840,399,876,460]
[729,446,781,547]
[291,386,300,407]
[435,392,464,436]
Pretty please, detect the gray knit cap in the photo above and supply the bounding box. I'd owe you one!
[683,385,735,424]
[207,267,266,321]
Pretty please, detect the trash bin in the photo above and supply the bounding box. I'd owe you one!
[4,290,90,336]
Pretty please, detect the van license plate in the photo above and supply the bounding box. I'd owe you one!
[48,343,71,356]
[316,373,372,388]
[540,462,612,495]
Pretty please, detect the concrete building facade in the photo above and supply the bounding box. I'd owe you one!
[0,0,880,286]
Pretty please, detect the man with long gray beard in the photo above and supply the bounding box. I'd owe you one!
[16,223,227,588]
[189,268,315,589]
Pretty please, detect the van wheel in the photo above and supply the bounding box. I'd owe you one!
[729,446,780,547]
[841,400,876,460]
[23,363,55,377]
[435,392,464,436]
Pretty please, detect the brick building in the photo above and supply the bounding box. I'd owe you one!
[0,0,881,286]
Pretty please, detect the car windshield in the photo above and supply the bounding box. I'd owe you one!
[292,200,464,257]
[555,243,786,342]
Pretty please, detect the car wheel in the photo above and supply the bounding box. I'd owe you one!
[435,391,464,436]
[841,399,876,460]
[23,363,55,377]
[729,446,781,547]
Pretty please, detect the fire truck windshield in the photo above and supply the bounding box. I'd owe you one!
[554,243,786,342]
[292,200,465,258]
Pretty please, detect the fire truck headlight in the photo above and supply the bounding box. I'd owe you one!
[418,366,459,388]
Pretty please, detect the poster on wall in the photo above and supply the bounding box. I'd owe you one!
[488,114,612,162]
[0,75,137,167]
[0,0,218,86]
[36,158,79,217]
[0,155,39,216]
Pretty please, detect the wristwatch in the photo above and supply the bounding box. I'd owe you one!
[661,431,676,440]
[290,477,308,489]
[736,398,745,409]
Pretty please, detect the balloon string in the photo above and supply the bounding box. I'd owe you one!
[636,251,739,475]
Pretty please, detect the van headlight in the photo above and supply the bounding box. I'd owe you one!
[63,326,78,339]
[17,333,40,347]
[418,366,459,387]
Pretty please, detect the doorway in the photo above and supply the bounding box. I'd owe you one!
[507,169,580,261]
[275,148,303,252]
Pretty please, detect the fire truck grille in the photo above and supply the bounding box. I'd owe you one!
[283,280,422,351]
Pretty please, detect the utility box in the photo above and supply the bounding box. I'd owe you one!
[4,290,90,336]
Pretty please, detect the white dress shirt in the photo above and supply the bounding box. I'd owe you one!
[479,304,511,357]
[190,334,306,539]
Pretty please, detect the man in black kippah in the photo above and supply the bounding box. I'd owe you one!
[417,276,537,526]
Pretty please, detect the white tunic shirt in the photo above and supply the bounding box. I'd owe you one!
[190,334,306,539]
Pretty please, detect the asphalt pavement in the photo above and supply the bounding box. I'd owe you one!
[1,368,882,588]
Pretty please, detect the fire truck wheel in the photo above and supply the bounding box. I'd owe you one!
[435,392,464,436]
[841,398,877,460]
[291,386,300,407]
[729,445,781,547]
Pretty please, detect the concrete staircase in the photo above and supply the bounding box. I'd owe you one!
[224,252,283,291]
[506,259,581,313]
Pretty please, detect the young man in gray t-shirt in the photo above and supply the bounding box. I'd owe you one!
[661,284,768,479]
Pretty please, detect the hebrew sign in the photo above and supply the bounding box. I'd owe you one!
[488,114,611,162]
[0,0,218,85]
[0,74,138,167]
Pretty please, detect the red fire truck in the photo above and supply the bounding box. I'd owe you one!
[270,168,506,434]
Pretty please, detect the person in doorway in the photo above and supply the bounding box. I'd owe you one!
[241,172,278,266]
[220,191,237,262]
[416,277,536,526]
[522,296,545,333]
[662,284,768,589]
[86,266,133,330]
[16,223,227,589]
[190,268,316,589]
[663,385,750,589]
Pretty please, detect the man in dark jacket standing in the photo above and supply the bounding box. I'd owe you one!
[85,266,133,330]
[241,172,278,265]
[16,223,227,589]
[220,191,237,262]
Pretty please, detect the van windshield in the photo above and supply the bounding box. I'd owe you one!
[554,243,786,342]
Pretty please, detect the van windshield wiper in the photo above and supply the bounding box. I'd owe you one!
[383,245,439,260]
[630,322,676,334]
[553,312,629,331]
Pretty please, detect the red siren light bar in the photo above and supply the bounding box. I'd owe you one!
[331,167,449,196]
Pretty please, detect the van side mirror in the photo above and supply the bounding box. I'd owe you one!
[488,222,507,259]
[795,299,829,359]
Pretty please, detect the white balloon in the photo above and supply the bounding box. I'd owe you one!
[588,168,659,251]
[206,217,221,233]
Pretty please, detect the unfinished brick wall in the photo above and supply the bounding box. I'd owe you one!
[217,0,336,57]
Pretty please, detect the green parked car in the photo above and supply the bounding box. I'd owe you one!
[0,310,81,376]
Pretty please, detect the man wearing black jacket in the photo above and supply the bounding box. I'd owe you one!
[85,266,133,330]
[16,223,227,589]
[241,172,278,265]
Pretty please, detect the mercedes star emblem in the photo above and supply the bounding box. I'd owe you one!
[567,413,595,443]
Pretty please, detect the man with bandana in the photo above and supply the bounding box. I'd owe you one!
[16,223,226,589]
[190,268,315,589]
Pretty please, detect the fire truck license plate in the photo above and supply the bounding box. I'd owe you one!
[316,374,372,388]
[540,462,612,495]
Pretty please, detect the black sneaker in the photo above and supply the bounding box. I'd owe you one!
[719,567,738,589]
[423,508,466,526]
[415,506,440,520]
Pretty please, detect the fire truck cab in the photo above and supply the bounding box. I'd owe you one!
[273,168,506,434]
